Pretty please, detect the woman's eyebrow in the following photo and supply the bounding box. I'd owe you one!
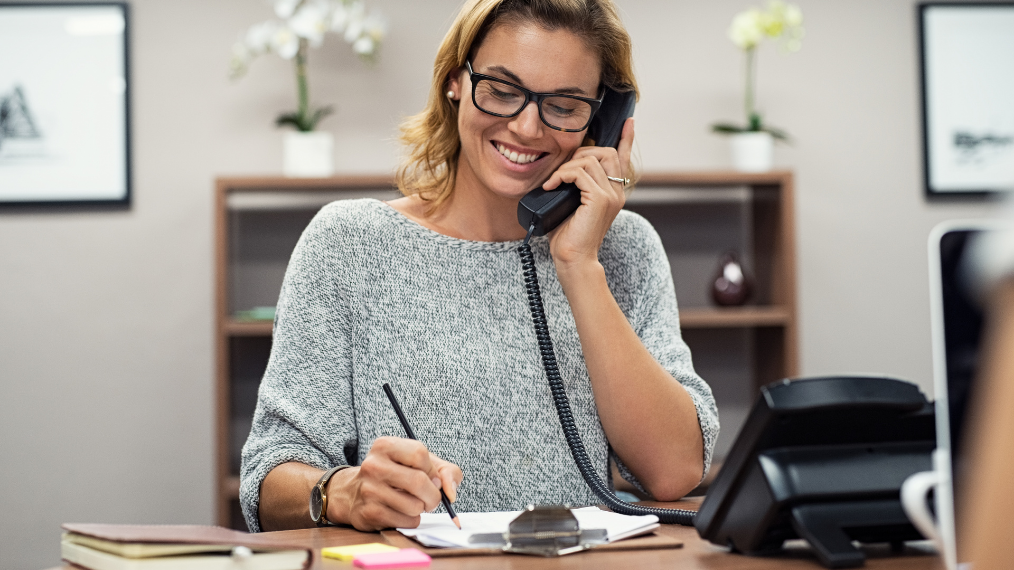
[485,64,591,96]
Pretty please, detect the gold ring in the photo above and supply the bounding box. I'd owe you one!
[607,176,630,187]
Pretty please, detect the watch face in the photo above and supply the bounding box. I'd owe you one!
[309,486,323,521]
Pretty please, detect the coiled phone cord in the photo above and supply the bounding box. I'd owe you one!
[518,234,697,527]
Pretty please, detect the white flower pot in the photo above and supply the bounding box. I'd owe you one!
[283,131,334,178]
[729,132,773,172]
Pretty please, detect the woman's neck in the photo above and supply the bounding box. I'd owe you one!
[388,175,529,243]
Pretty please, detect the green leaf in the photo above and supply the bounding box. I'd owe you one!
[748,113,763,131]
[712,123,747,134]
[275,112,314,132]
[276,106,336,132]
[275,113,304,131]
[763,125,792,143]
[307,106,334,130]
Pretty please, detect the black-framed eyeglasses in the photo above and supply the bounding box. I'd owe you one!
[465,60,603,132]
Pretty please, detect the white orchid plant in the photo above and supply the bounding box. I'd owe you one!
[713,1,803,141]
[230,0,386,132]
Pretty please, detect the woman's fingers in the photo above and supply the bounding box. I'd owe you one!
[431,453,464,502]
[543,155,610,192]
[616,117,634,174]
[546,161,623,212]
[351,436,467,533]
[350,495,422,531]
[374,436,432,471]
[365,434,444,515]
[355,462,428,515]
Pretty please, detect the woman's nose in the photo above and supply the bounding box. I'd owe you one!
[508,101,544,139]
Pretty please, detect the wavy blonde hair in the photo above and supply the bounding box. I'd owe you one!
[396,0,639,208]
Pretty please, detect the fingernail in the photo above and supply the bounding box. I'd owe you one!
[432,477,441,489]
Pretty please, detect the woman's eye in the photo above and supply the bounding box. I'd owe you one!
[490,87,519,101]
[546,103,578,117]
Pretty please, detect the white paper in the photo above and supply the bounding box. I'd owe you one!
[397,507,659,549]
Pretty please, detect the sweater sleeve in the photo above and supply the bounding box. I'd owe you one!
[239,203,357,532]
[604,213,720,493]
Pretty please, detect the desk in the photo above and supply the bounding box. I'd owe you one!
[48,500,940,570]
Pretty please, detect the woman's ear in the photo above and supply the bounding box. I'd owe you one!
[446,67,465,100]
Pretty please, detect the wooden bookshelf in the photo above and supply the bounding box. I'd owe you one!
[213,171,798,524]
[678,306,791,328]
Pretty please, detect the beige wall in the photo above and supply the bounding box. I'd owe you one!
[0,1,996,567]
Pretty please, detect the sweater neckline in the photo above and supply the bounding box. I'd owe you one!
[370,199,545,252]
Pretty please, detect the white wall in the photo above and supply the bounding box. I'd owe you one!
[0,1,995,568]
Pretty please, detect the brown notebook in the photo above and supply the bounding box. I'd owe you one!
[60,523,312,570]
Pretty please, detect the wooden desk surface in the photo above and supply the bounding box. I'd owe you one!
[49,500,941,570]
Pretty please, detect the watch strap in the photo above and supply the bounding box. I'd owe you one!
[313,465,352,527]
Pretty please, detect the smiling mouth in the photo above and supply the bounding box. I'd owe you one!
[494,142,546,165]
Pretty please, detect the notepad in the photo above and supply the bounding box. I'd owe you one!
[396,507,659,549]
[322,543,400,561]
[352,548,431,568]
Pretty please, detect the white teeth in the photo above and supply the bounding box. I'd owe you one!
[497,143,538,165]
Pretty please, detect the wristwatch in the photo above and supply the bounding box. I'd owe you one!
[309,465,351,526]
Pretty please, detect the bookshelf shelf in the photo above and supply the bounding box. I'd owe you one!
[224,320,273,337]
[678,306,790,328]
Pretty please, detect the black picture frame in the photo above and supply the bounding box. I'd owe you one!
[0,2,131,208]
[918,2,1014,197]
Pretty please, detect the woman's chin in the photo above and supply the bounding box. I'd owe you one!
[477,174,540,202]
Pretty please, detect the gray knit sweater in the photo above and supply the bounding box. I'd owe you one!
[240,199,719,532]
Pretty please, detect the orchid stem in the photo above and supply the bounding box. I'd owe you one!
[745,46,757,131]
[295,39,310,131]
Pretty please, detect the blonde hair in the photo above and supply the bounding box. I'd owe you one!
[396,0,639,208]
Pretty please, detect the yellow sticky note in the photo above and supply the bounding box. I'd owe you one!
[322,543,401,561]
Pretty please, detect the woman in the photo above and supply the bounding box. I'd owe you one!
[241,0,718,533]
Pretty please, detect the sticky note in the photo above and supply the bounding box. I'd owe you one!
[321,542,400,561]
[353,548,431,568]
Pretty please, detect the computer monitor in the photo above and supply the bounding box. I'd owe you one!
[927,220,1008,569]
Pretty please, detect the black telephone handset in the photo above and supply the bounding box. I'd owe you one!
[514,87,698,527]
[516,87,636,237]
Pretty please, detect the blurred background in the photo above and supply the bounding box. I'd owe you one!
[0,0,1000,567]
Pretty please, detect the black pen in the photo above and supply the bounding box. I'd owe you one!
[382,383,461,530]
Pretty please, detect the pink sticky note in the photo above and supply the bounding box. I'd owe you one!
[352,548,431,569]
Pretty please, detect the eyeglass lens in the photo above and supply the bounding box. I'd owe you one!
[473,78,594,131]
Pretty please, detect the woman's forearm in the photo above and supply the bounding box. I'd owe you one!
[259,462,360,531]
[259,462,326,531]
[555,259,704,500]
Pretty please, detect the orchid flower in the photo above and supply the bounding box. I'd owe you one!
[229,0,386,131]
[713,1,803,139]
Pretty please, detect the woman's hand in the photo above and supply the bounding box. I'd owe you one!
[540,117,634,268]
[330,436,463,531]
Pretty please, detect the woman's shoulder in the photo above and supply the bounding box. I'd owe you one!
[603,209,665,259]
[312,198,389,227]
[302,199,403,242]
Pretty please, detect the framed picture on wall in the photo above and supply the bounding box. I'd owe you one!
[0,2,131,207]
[919,3,1014,196]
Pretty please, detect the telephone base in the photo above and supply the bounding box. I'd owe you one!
[786,500,922,568]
